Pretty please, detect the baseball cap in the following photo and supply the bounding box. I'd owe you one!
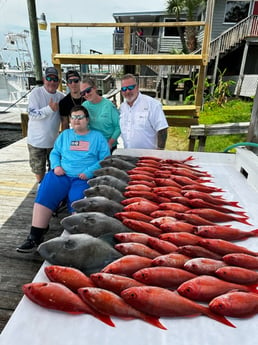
[66,70,81,81]
[45,67,59,77]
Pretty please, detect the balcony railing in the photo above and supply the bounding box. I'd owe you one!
[113,33,159,53]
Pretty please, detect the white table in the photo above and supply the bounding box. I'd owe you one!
[1,148,258,345]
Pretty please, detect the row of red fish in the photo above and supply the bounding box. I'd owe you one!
[22,263,258,330]
[22,154,258,329]
[110,155,258,323]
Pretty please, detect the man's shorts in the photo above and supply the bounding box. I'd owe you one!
[27,144,52,175]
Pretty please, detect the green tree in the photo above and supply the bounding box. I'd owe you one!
[166,0,207,53]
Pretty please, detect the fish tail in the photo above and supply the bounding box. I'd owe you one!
[142,315,167,330]
[94,313,116,327]
[238,217,253,226]
[229,201,242,208]
[200,179,212,183]
[183,156,194,162]
[234,211,248,216]
[203,307,236,328]
[250,229,258,236]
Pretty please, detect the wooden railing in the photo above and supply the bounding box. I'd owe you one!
[205,15,258,61]
[188,122,250,151]
[50,0,215,128]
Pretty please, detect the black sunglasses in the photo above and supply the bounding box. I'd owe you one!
[80,86,93,96]
[46,76,59,82]
[121,84,136,92]
[67,78,80,84]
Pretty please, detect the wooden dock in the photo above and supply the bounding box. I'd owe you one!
[0,138,67,333]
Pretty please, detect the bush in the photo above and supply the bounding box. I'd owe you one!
[165,98,253,152]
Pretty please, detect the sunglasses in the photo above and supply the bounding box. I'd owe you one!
[67,78,80,84]
[80,86,93,96]
[70,114,86,120]
[121,84,136,92]
[46,76,59,82]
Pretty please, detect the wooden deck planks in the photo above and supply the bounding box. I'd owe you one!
[0,138,67,333]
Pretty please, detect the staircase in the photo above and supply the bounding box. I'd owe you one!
[165,15,258,90]
[201,14,258,62]
[134,35,160,75]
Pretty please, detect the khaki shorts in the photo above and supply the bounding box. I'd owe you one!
[27,144,52,175]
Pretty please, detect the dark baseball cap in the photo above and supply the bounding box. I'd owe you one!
[66,70,81,81]
[45,67,58,77]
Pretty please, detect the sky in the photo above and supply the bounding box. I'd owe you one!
[0,0,167,66]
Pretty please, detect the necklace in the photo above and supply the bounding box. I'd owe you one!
[70,93,83,106]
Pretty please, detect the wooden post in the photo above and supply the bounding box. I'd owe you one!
[20,112,29,137]
[246,84,258,154]
[235,40,249,96]
[26,0,43,85]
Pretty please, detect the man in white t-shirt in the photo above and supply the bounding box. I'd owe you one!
[27,67,64,183]
[119,73,168,150]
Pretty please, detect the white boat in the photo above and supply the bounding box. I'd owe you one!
[0,30,36,113]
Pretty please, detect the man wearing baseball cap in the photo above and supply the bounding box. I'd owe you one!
[59,69,82,131]
[27,66,64,183]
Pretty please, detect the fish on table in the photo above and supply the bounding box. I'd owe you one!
[44,265,96,292]
[38,233,122,275]
[71,196,124,217]
[222,253,258,269]
[61,211,131,237]
[93,166,130,183]
[78,287,166,330]
[22,282,114,327]
[177,275,257,302]
[209,291,258,317]
[90,272,145,295]
[84,185,126,203]
[121,286,235,328]
[88,175,128,192]
[183,257,227,275]
[100,157,136,171]
[194,225,258,241]
[21,152,258,329]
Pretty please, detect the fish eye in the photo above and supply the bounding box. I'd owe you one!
[64,239,76,249]
[96,275,102,281]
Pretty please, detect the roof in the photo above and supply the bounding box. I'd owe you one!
[113,11,170,23]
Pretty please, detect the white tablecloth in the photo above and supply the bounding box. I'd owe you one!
[1,149,258,345]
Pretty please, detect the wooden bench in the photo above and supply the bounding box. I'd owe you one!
[188,122,250,151]
[163,105,200,127]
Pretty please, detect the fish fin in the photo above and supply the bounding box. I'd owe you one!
[202,306,236,328]
[99,233,118,246]
[94,313,116,327]
[142,315,167,330]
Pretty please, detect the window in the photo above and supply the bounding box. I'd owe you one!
[224,1,251,23]
[163,18,185,37]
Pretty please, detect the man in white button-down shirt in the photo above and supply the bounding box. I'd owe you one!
[119,74,168,150]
